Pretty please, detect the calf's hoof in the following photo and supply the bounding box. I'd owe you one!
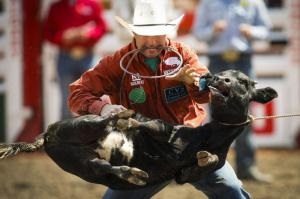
[128,118,140,128]
[116,110,135,119]
[197,151,219,167]
[116,119,130,131]
[119,166,149,186]
[116,118,141,131]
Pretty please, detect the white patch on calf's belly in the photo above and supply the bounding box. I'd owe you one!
[96,131,134,163]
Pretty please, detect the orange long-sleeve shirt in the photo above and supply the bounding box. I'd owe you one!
[68,39,209,127]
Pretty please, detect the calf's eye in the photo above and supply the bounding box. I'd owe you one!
[238,79,248,87]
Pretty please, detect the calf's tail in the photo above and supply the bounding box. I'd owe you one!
[0,135,44,159]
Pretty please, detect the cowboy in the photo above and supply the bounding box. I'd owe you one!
[68,0,251,198]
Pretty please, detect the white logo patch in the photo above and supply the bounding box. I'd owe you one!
[164,57,181,67]
[131,74,144,86]
[132,74,142,81]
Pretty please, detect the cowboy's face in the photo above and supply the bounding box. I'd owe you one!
[134,34,167,58]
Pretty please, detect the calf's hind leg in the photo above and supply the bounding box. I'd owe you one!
[45,143,148,185]
[175,151,219,184]
[89,158,149,186]
[197,151,219,167]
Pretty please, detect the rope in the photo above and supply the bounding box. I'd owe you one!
[119,46,183,79]
[217,113,300,126]
[252,113,300,121]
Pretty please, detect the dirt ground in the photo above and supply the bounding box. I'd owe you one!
[0,148,299,199]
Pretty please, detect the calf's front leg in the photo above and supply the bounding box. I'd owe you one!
[89,158,149,186]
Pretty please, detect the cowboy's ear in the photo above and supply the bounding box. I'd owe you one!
[251,87,278,103]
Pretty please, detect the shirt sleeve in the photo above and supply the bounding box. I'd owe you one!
[180,43,210,104]
[68,56,121,115]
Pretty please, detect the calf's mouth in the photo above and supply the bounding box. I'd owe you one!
[208,84,230,98]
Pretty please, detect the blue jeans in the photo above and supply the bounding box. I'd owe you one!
[208,54,255,172]
[102,161,251,199]
[57,50,94,119]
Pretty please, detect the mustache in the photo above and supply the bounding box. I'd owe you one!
[140,45,164,51]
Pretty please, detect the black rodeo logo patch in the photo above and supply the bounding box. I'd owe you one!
[164,85,188,103]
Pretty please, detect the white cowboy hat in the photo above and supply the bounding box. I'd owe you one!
[115,0,184,36]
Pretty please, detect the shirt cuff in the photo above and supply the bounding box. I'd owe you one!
[88,99,110,115]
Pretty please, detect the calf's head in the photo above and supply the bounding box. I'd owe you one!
[204,70,278,124]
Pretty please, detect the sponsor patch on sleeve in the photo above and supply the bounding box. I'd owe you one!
[164,85,188,103]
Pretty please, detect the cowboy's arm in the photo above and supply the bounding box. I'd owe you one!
[68,57,121,115]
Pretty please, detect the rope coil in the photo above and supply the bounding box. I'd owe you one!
[119,46,183,79]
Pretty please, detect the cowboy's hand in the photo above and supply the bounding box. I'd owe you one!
[165,64,199,85]
[100,104,127,117]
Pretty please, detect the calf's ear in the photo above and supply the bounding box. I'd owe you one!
[251,87,278,103]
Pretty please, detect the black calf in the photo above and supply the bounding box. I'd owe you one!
[0,70,277,189]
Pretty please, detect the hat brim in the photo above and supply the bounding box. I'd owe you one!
[129,24,177,36]
[116,15,184,36]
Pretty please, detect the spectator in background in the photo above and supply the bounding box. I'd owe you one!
[193,0,272,182]
[44,0,107,119]
[111,0,135,44]
[174,0,200,36]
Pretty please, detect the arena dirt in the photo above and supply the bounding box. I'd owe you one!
[0,149,299,199]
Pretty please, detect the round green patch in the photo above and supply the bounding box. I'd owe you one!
[129,87,146,104]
